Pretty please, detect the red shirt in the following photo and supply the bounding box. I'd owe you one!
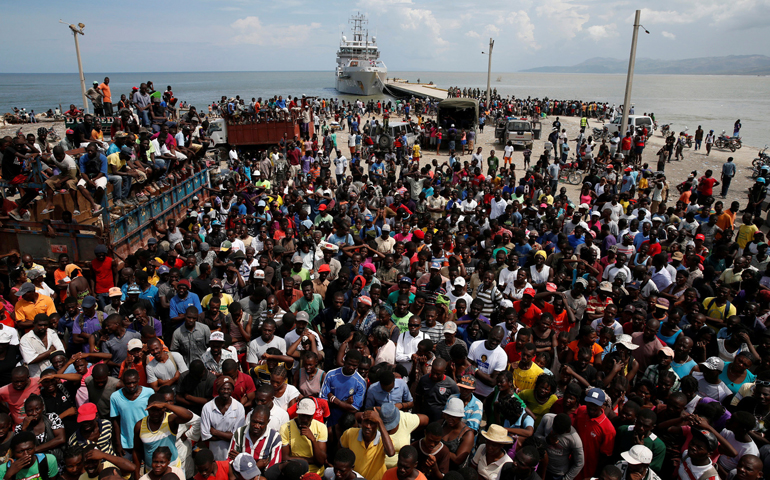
[504,342,521,364]
[698,176,717,196]
[573,405,616,480]
[541,302,570,333]
[90,256,114,294]
[194,461,230,480]
[0,377,40,425]
[513,301,542,327]
[621,137,633,150]
[641,240,662,257]
[276,289,303,312]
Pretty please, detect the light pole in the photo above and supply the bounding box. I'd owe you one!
[61,20,88,114]
[620,10,649,139]
[482,38,494,108]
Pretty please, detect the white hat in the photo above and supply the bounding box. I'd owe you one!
[127,339,143,351]
[614,334,639,351]
[442,397,465,417]
[621,445,653,465]
[598,281,613,293]
[454,277,466,287]
[444,321,458,334]
[254,170,261,176]
[579,203,590,210]
[210,331,226,342]
[253,270,265,279]
[296,398,316,416]
[702,356,725,372]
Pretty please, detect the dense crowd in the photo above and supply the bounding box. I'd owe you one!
[0,82,767,480]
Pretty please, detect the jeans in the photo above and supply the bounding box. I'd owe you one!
[108,174,132,200]
[721,176,732,196]
[137,109,150,126]
[695,139,702,150]
[96,292,110,311]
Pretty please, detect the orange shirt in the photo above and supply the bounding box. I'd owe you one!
[119,358,147,387]
[716,210,736,239]
[53,268,69,303]
[567,340,604,364]
[98,83,112,103]
[15,294,56,327]
[382,468,427,480]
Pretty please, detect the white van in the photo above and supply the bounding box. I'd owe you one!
[604,115,654,136]
[375,121,416,150]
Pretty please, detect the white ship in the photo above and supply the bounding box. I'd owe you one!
[335,14,386,96]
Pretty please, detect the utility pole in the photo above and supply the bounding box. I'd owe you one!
[62,21,88,114]
[485,38,494,109]
[620,10,648,139]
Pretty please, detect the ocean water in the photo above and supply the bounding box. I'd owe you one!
[1,71,768,147]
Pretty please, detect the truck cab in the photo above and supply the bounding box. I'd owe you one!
[605,115,654,137]
[208,118,227,146]
[504,119,534,149]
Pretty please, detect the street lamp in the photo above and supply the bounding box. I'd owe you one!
[620,10,650,139]
[60,20,88,114]
[482,38,494,109]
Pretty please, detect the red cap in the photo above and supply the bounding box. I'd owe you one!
[695,234,705,241]
[413,230,424,240]
[77,403,98,422]
[318,204,327,211]
[178,279,191,288]
[318,264,331,273]
[545,283,557,292]
[523,288,536,297]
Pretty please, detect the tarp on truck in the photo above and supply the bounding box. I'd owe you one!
[438,98,479,117]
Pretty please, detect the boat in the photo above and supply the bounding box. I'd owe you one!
[335,13,386,96]
[496,76,502,82]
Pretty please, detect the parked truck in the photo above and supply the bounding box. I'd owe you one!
[208,118,314,149]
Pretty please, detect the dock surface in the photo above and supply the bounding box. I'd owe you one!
[384,79,447,100]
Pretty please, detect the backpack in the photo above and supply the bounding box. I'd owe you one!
[705,298,731,320]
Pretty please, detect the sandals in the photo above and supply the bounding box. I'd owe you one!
[41,208,55,215]
[91,206,103,215]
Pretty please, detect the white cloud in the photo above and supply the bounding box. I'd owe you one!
[230,16,322,46]
[358,0,448,46]
[401,8,447,45]
[503,11,540,49]
[465,30,480,38]
[661,31,676,39]
[586,23,618,41]
[536,0,589,39]
[633,8,696,25]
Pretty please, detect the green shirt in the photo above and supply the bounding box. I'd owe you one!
[614,425,666,474]
[487,156,499,170]
[290,294,325,320]
[0,454,59,480]
[392,312,414,333]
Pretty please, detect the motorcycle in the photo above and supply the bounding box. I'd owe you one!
[715,130,737,152]
[752,146,770,168]
[660,123,673,137]
[592,126,610,141]
[558,156,584,185]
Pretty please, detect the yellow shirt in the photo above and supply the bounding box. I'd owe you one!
[385,412,421,468]
[280,419,328,474]
[106,152,126,174]
[512,363,544,391]
[702,297,737,324]
[201,293,234,312]
[341,428,388,480]
[736,224,759,249]
[412,145,421,158]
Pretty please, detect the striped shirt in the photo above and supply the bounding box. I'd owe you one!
[229,426,282,469]
[139,412,180,467]
[68,419,115,455]
[447,393,484,431]
[474,284,504,318]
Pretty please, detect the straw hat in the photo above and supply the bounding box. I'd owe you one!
[481,424,513,444]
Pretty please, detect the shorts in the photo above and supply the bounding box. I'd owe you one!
[45,170,78,190]
[77,176,108,189]
[449,141,456,150]
[189,143,202,153]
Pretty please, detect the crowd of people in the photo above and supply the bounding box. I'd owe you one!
[0,82,767,480]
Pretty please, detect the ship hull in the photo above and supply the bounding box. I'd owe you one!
[336,70,386,96]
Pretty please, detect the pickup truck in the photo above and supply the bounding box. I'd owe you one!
[499,119,534,149]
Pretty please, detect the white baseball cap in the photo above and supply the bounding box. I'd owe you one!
[296,398,316,416]
[210,331,225,342]
[621,445,653,465]
[454,277,466,287]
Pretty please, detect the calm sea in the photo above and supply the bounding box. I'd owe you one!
[1,71,768,147]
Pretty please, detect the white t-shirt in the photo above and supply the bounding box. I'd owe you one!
[246,336,287,364]
[151,139,171,156]
[273,384,300,411]
[53,154,78,172]
[468,340,508,397]
[678,453,718,480]
[504,145,514,158]
[229,149,238,161]
[334,156,348,174]
[447,291,474,311]
[717,429,758,471]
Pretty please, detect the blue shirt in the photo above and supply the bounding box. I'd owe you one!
[138,284,160,309]
[321,367,367,427]
[634,232,649,250]
[671,358,697,379]
[568,234,586,250]
[365,379,413,409]
[79,153,108,177]
[448,393,484,431]
[170,292,202,318]
[110,387,154,448]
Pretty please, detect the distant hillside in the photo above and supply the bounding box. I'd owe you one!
[521,55,770,75]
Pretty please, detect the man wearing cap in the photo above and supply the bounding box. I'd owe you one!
[435,321,466,362]
[70,295,103,350]
[19,313,65,378]
[280,397,328,473]
[676,429,720,480]
[68,402,116,454]
[340,407,396,480]
[613,445,661,480]
[691,357,733,402]
[574,388,616,480]
[446,375,484,432]
[375,226,396,254]
[585,281,615,322]
[201,331,239,375]
[14,282,56,333]
[613,407,667,474]
[315,245,342,281]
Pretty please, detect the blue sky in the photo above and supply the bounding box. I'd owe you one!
[2,0,769,73]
